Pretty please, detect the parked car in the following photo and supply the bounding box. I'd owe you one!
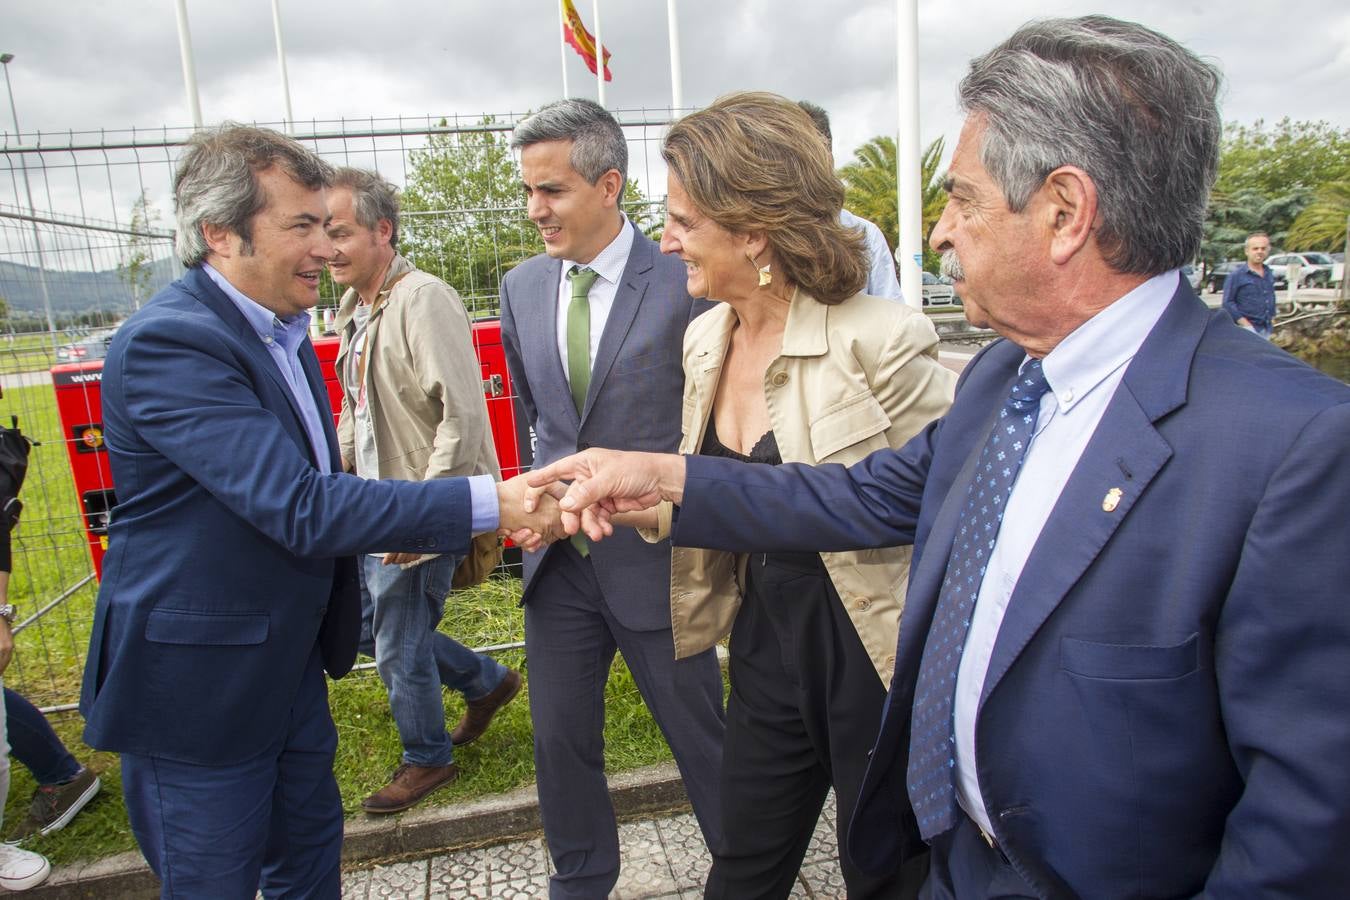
[55,330,116,362]
[1267,252,1335,288]
[1205,262,1286,294]
[1181,264,1202,291]
[921,271,955,307]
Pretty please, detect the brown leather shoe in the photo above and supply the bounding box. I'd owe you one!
[361,763,459,815]
[450,669,523,746]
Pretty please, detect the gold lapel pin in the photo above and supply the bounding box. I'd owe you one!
[1102,487,1123,512]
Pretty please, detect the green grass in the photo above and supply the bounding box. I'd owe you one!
[0,382,711,867]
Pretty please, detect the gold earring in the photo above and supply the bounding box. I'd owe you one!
[747,252,772,287]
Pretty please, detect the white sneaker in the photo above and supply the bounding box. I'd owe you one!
[0,842,51,892]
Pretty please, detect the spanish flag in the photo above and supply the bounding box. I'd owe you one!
[561,0,612,82]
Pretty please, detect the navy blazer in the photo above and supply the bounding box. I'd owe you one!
[80,267,472,766]
[672,284,1350,897]
[500,225,709,630]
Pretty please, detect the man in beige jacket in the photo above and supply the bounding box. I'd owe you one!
[328,168,521,814]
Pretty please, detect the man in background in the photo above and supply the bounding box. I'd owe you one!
[1222,232,1277,337]
[798,100,904,301]
[327,167,522,816]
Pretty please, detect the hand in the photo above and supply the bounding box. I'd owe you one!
[526,449,686,541]
[0,617,12,677]
[497,474,567,549]
[382,551,424,566]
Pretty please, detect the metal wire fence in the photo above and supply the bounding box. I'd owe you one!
[0,111,676,708]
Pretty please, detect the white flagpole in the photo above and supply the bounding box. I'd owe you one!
[173,0,203,127]
[593,0,605,107]
[895,0,922,310]
[666,0,683,113]
[558,0,570,97]
[270,0,295,131]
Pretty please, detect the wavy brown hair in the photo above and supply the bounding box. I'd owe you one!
[661,92,867,305]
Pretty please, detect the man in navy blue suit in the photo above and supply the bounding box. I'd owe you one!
[80,125,558,898]
[527,17,1350,899]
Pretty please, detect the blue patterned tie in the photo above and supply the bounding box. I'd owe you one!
[907,358,1051,840]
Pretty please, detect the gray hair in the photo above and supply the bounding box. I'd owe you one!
[510,98,627,184]
[174,123,334,268]
[796,100,832,147]
[332,167,401,248]
[958,16,1222,275]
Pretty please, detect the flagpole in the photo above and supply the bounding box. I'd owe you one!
[557,0,570,97]
[592,0,605,107]
[173,0,203,127]
[895,0,922,310]
[666,0,683,113]
[270,0,295,132]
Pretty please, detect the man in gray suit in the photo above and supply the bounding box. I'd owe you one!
[499,99,724,898]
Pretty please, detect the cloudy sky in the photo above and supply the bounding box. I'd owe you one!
[3,0,1347,212]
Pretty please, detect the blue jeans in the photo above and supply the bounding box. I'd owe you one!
[357,554,509,767]
[4,688,82,785]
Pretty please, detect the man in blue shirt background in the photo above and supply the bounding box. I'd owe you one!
[1222,232,1277,338]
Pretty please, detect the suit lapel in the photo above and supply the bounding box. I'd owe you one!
[184,267,330,469]
[532,257,577,427]
[686,308,736,448]
[978,286,1209,706]
[298,340,341,470]
[585,229,652,419]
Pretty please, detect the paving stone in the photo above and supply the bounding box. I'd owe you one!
[485,836,552,884]
[367,859,428,897]
[653,812,711,893]
[428,847,489,898]
[799,856,847,899]
[339,866,370,900]
[490,875,552,898]
[612,819,677,898]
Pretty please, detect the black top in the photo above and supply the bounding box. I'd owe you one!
[699,414,781,466]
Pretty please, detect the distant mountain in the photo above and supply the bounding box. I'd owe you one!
[0,256,181,317]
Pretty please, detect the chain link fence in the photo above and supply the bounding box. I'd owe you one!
[0,111,675,708]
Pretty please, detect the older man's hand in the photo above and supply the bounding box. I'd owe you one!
[525,449,686,541]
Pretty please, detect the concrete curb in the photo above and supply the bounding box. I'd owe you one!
[24,762,691,899]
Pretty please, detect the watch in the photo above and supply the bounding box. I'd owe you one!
[0,604,16,625]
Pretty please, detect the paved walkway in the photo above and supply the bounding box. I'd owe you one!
[340,792,844,900]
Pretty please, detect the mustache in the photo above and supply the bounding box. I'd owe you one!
[939,250,964,281]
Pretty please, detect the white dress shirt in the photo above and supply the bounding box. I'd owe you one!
[840,208,903,301]
[953,270,1179,836]
[555,214,635,385]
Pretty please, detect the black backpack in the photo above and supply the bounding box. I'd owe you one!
[0,418,35,533]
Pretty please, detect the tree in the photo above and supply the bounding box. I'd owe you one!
[1287,181,1350,252]
[839,136,946,272]
[119,192,159,311]
[400,118,542,315]
[1216,119,1350,199]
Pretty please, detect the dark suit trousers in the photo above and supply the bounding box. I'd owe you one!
[120,648,341,899]
[524,541,725,899]
[706,552,908,900]
[921,817,1038,900]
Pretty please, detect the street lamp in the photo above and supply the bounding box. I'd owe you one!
[1,52,59,339]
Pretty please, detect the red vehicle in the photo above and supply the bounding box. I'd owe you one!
[52,321,529,578]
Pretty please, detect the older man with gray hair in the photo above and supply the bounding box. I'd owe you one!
[527,16,1350,898]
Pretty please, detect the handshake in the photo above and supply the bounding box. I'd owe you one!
[493,449,689,552]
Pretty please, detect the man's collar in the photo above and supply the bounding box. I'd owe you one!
[563,214,632,285]
[202,262,311,350]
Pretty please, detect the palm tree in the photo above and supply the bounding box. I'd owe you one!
[1287,180,1350,251]
[839,136,946,271]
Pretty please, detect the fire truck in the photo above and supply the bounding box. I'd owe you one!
[51,322,530,578]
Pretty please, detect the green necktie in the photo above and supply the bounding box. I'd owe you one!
[565,266,599,557]
[566,266,598,414]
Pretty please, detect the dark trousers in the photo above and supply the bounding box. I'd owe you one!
[706,552,904,900]
[120,649,342,899]
[921,817,1037,899]
[4,688,81,785]
[525,541,725,900]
